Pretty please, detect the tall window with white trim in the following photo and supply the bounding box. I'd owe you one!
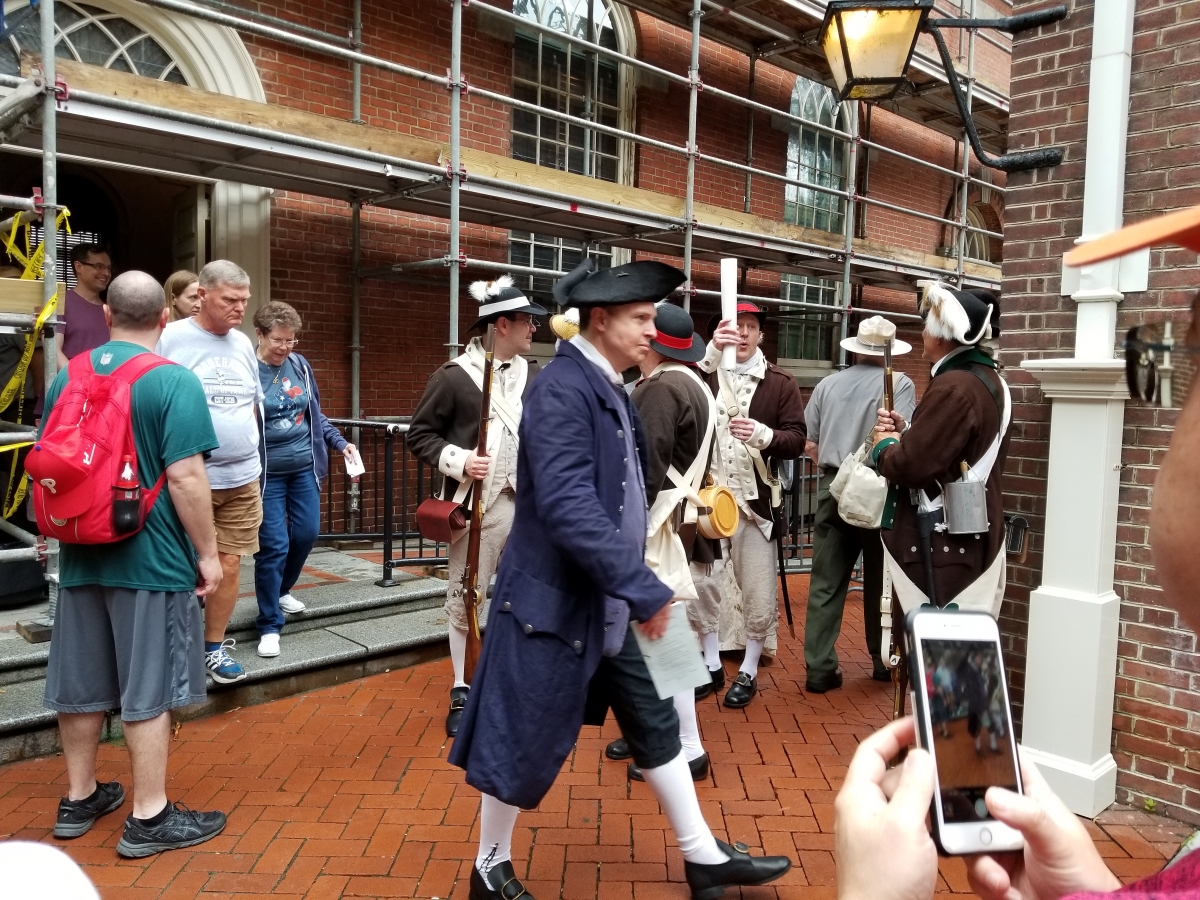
[784,76,847,234]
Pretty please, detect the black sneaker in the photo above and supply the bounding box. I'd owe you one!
[54,781,126,838]
[116,802,227,858]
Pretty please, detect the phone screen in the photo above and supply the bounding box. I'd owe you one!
[921,638,1018,823]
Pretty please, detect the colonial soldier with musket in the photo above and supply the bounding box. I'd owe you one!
[871,281,1011,614]
[699,302,807,708]
[407,275,546,735]
[448,260,791,900]
[603,302,720,783]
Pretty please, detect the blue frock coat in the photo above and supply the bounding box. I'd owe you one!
[446,342,674,809]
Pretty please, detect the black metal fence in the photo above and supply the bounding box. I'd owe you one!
[319,418,450,585]
[319,417,822,583]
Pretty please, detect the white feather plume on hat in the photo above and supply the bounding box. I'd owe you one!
[918,279,974,343]
[469,274,515,303]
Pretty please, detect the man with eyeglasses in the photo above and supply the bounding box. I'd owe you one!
[408,274,546,736]
[55,244,113,368]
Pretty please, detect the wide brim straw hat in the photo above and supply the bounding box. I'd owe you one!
[839,314,912,357]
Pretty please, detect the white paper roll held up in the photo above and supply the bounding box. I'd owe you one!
[720,257,738,370]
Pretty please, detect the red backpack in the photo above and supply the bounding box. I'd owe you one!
[26,352,174,544]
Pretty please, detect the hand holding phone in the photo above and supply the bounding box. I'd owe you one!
[908,609,1024,856]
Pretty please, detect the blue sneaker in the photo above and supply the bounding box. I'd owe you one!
[204,639,247,684]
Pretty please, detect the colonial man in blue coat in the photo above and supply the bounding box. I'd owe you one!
[448,260,792,900]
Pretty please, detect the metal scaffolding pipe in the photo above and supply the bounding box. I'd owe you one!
[852,306,923,322]
[681,0,703,312]
[447,0,463,359]
[0,194,38,213]
[956,1,977,288]
[693,288,848,315]
[350,198,362,417]
[0,547,41,562]
[743,53,757,214]
[860,135,1006,194]
[351,0,363,124]
[0,516,38,547]
[40,0,60,627]
[136,0,449,88]
[837,103,859,368]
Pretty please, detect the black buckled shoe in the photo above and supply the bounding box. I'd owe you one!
[722,672,757,708]
[628,753,710,783]
[446,686,469,737]
[684,838,792,900]
[695,666,726,701]
[605,737,631,760]
[805,670,844,694]
[469,860,535,900]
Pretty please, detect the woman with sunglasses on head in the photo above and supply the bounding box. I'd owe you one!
[252,301,357,659]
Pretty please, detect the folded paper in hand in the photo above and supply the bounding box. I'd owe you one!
[632,602,712,700]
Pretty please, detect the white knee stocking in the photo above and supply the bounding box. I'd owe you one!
[674,691,705,762]
[476,793,520,878]
[640,753,727,864]
[700,631,721,671]
[449,625,468,689]
[741,638,764,679]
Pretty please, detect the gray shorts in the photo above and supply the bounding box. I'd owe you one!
[44,585,207,722]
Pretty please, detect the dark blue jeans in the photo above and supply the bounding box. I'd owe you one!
[254,468,321,635]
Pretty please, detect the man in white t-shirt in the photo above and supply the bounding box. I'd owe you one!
[157,260,263,684]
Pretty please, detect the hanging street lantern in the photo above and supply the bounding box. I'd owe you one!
[818,1,1070,171]
[819,0,932,102]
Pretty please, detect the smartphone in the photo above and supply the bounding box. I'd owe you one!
[907,608,1024,856]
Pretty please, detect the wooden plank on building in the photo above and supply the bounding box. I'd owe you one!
[0,279,65,316]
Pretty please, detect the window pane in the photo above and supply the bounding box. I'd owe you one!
[66,22,117,66]
[512,134,537,163]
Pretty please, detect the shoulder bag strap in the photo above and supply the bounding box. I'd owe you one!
[718,367,781,503]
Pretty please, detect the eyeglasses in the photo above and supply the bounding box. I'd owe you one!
[266,337,299,349]
[1123,321,1199,406]
[77,262,112,272]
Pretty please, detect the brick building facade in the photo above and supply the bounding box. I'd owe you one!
[1002,0,1200,824]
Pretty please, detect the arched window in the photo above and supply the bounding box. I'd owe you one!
[509,1,633,307]
[1,0,188,83]
[512,0,622,181]
[964,205,992,262]
[784,76,847,234]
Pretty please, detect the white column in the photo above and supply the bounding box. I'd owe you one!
[1018,0,1137,818]
[1019,360,1125,816]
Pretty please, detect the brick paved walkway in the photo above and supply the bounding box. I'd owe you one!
[0,575,1191,899]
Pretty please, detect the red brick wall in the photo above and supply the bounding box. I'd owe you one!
[1002,0,1200,825]
[231,2,1000,419]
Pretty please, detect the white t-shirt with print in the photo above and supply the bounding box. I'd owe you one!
[157,318,263,489]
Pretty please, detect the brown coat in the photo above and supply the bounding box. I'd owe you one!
[706,362,808,524]
[875,364,1009,605]
[631,366,717,565]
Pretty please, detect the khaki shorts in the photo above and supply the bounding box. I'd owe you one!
[211,481,263,556]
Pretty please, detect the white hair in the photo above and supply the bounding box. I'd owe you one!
[199,259,250,291]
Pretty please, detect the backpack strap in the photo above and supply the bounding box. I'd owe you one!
[109,352,174,385]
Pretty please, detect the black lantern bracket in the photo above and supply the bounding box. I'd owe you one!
[924,5,1069,172]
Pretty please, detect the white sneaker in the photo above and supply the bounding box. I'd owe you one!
[257,633,280,657]
[279,593,306,614]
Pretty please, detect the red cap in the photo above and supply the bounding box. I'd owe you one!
[735,301,764,316]
[25,428,98,519]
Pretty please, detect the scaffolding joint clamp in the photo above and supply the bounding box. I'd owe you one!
[445,163,468,183]
[445,71,469,98]
[53,74,69,104]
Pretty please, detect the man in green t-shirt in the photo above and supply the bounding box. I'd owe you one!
[40,270,228,859]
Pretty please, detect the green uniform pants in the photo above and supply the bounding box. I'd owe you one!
[803,471,884,679]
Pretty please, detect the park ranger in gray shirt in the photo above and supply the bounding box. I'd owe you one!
[802,317,916,693]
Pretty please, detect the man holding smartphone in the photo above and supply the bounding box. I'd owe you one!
[833,208,1200,900]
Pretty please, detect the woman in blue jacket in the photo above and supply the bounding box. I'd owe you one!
[252,301,356,658]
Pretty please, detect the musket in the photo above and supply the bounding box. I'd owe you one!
[773,504,796,638]
[462,324,496,685]
[881,337,909,718]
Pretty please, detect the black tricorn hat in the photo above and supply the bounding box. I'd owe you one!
[469,274,548,331]
[650,302,705,363]
[553,259,685,307]
[918,280,993,346]
[965,288,1001,339]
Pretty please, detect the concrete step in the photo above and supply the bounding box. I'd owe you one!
[0,548,453,764]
